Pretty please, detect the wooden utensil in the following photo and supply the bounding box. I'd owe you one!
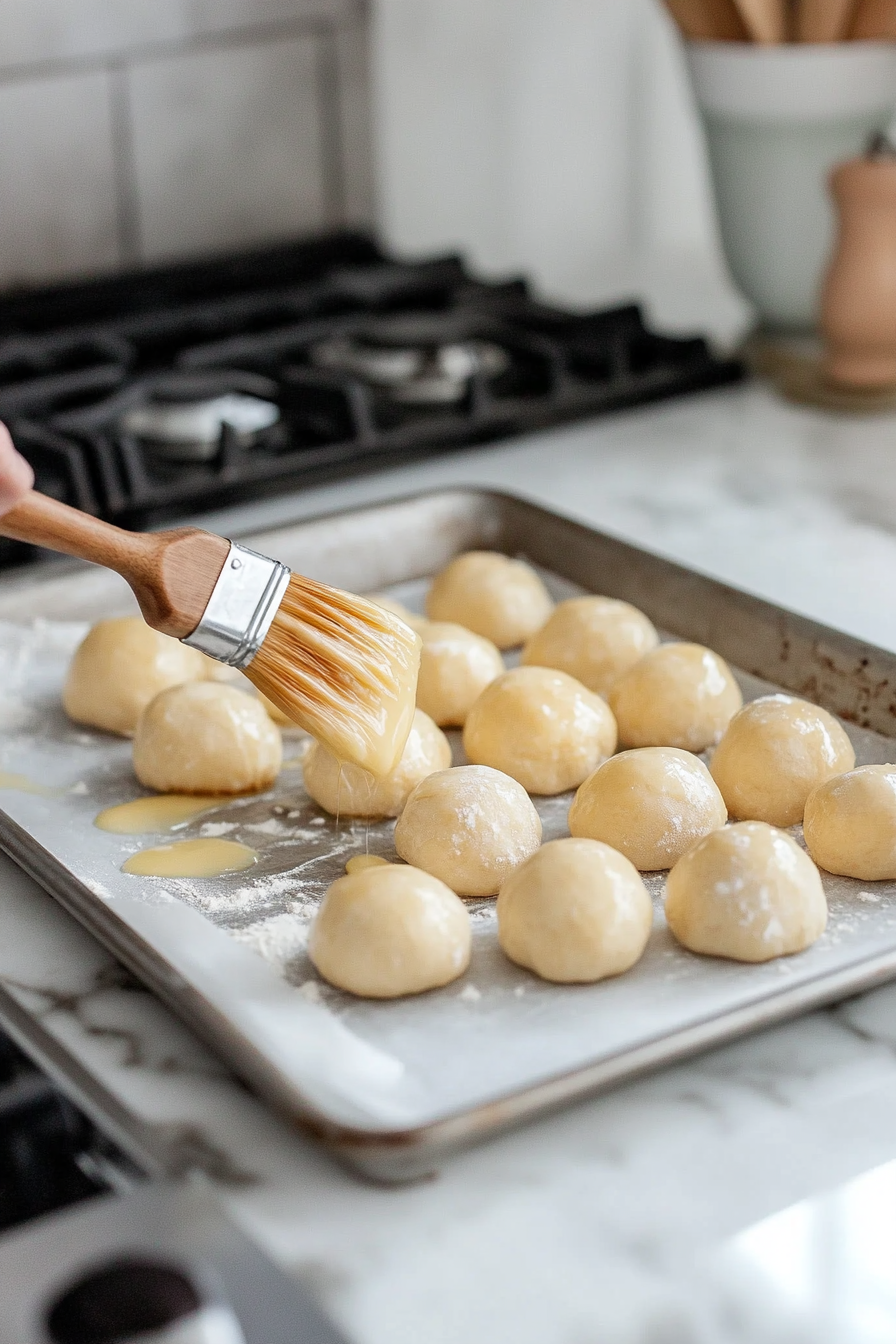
[796,0,860,39]
[662,0,749,39]
[0,491,421,775]
[850,0,896,36]
[821,140,896,387]
[733,0,788,40]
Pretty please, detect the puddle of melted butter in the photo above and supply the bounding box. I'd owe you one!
[95,795,226,835]
[0,770,63,797]
[345,854,391,875]
[122,838,258,878]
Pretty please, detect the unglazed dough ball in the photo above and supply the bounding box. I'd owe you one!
[309,864,471,998]
[425,551,553,649]
[133,682,281,794]
[394,765,542,897]
[463,666,616,795]
[709,694,855,828]
[302,708,451,818]
[569,747,728,871]
[497,838,652,982]
[665,821,827,961]
[522,596,659,696]
[803,764,896,879]
[609,642,742,752]
[416,622,504,727]
[63,617,207,737]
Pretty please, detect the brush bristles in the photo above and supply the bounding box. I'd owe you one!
[245,574,421,777]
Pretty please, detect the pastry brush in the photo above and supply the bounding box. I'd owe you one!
[0,490,421,776]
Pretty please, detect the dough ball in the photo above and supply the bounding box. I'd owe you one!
[426,551,553,649]
[416,622,504,726]
[665,821,827,962]
[522,596,659,696]
[309,864,471,998]
[569,747,728,871]
[367,593,429,632]
[463,666,617,795]
[497,837,652,983]
[257,691,295,726]
[200,654,249,685]
[63,617,207,737]
[709,694,855,827]
[303,708,451,818]
[609,642,742,752]
[803,764,896,880]
[133,682,281,794]
[394,764,542,898]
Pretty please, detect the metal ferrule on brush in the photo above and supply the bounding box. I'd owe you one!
[182,541,290,668]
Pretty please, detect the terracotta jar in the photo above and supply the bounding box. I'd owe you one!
[822,143,896,388]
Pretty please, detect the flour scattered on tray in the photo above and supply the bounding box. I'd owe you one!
[199,821,236,837]
[458,984,482,1002]
[231,911,311,972]
[298,980,324,1004]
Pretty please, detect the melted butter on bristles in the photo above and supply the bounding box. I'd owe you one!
[245,573,421,777]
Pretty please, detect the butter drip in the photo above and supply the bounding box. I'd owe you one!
[96,795,225,834]
[122,838,258,877]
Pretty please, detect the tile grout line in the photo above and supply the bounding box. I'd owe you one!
[0,8,363,89]
[107,61,142,268]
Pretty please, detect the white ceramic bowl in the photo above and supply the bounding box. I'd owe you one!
[686,42,896,331]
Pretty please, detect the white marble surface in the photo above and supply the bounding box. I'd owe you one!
[6,381,896,1341]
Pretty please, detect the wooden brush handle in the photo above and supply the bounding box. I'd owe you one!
[0,491,229,638]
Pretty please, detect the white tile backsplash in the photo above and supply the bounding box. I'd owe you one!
[0,0,370,290]
[334,17,375,225]
[129,35,326,262]
[0,70,119,287]
[0,0,361,71]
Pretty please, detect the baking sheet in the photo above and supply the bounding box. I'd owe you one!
[2,489,896,1179]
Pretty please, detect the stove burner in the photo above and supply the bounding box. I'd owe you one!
[119,392,280,461]
[0,233,741,551]
[311,335,509,404]
[309,313,511,405]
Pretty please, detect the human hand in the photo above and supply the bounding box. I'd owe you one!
[0,422,34,515]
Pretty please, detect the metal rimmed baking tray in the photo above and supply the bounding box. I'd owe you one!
[1,488,896,1182]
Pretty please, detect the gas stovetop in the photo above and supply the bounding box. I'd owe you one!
[0,232,741,560]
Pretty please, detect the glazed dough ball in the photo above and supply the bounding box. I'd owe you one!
[416,622,504,727]
[609,642,742,752]
[497,838,652,983]
[803,764,896,879]
[133,681,282,794]
[522,596,659,696]
[63,617,207,737]
[257,691,295,727]
[309,864,471,998]
[709,694,855,827]
[367,593,429,632]
[665,821,827,962]
[426,551,553,649]
[394,764,542,898]
[463,666,617,795]
[303,708,451,818]
[569,747,728,871]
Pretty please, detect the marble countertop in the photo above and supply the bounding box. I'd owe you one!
[5,380,896,1342]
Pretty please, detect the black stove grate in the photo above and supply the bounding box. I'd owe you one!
[0,233,742,559]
